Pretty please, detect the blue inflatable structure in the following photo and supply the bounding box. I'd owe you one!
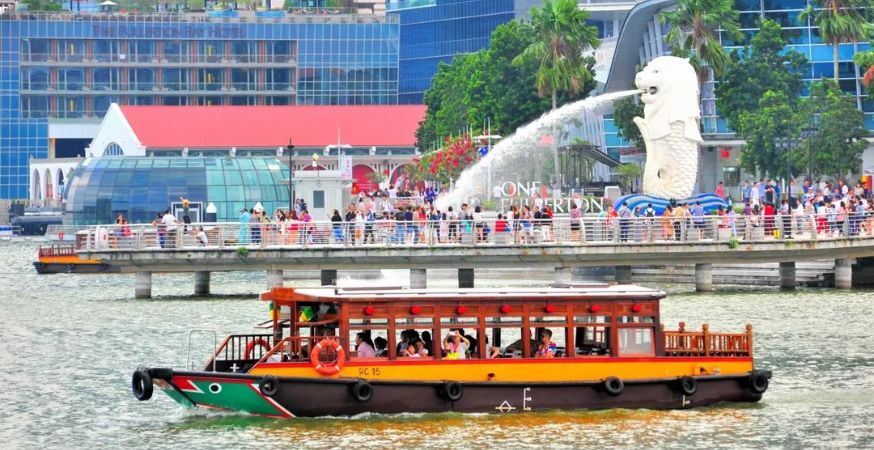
[613,193,729,215]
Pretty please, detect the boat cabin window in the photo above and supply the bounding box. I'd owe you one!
[617,327,655,356]
[268,293,662,362]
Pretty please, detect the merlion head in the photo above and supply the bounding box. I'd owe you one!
[634,56,702,142]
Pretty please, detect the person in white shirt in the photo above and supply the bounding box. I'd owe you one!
[355,332,376,358]
[161,209,179,247]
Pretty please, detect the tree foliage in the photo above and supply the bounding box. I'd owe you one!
[415,20,596,151]
[661,0,742,82]
[715,19,807,132]
[801,0,873,82]
[512,0,600,109]
[736,90,805,180]
[410,135,477,185]
[611,97,645,149]
[804,80,869,179]
[22,0,63,11]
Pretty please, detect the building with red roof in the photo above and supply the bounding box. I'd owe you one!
[85,103,426,193]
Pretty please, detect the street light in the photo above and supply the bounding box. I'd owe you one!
[287,138,295,213]
[800,126,819,183]
[475,132,502,199]
[776,135,802,208]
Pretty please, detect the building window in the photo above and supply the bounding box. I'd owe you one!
[723,166,740,188]
[313,190,325,209]
[104,143,124,156]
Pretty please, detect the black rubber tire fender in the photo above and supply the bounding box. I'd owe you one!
[65,264,74,274]
[604,376,624,397]
[350,380,373,403]
[749,372,769,394]
[679,376,697,396]
[442,381,463,402]
[132,369,153,401]
[99,263,108,271]
[260,374,280,397]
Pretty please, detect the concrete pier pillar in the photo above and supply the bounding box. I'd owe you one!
[779,261,796,290]
[194,271,211,295]
[321,269,338,286]
[835,259,853,289]
[458,268,474,288]
[410,268,427,289]
[267,269,284,288]
[555,267,574,283]
[135,271,152,299]
[695,263,713,292]
[615,265,632,284]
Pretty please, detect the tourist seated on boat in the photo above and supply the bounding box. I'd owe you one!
[443,331,470,360]
[403,344,422,358]
[396,329,420,355]
[421,331,433,351]
[451,328,478,355]
[355,332,376,358]
[483,336,501,359]
[374,337,388,357]
[414,339,429,357]
[536,329,557,358]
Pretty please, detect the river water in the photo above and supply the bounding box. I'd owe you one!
[1,240,872,449]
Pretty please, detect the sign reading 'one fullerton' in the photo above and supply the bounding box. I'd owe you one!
[91,24,245,39]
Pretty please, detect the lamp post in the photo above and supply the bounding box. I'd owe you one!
[800,126,818,183]
[474,130,502,200]
[775,137,792,208]
[287,138,295,213]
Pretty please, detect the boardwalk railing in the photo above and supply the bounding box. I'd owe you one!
[79,213,874,251]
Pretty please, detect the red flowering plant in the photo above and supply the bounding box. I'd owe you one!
[412,134,477,185]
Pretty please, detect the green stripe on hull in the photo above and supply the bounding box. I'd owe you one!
[165,377,287,417]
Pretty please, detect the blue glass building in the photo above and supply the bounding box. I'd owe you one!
[0,11,399,199]
[64,156,290,224]
[389,0,536,104]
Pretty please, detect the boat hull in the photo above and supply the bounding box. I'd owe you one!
[33,260,113,274]
[143,368,769,418]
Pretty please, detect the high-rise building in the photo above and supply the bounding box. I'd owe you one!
[604,0,874,192]
[0,10,400,199]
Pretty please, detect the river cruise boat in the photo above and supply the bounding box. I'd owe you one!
[132,285,771,417]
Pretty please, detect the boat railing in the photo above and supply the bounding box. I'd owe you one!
[256,335,348,364]
[37,243,77,257]
[204,333,276,372]
[662,323,752,357]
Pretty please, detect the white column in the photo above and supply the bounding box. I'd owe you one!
[135,271,152,299]
[835,259,853,289]
[779,262,795,290]
[410,268,427,289]
[695,263,713,292]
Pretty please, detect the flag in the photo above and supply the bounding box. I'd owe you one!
[269,302,279,321]
[299,306,315,322]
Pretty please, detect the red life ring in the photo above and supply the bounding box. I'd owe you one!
[244,338,271,360]
[310,338,345,376]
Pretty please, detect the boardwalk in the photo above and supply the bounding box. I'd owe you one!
[77,215,874,297]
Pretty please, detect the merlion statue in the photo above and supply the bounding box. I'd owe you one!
[632,56,702,200]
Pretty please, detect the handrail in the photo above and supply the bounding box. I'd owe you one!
[76,212,874,251]
[661,323,753,357]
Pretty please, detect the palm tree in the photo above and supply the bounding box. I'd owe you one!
[615,163,644,193]
[802,0,873,82]
[513,0,600,185]
[661,0,742,83]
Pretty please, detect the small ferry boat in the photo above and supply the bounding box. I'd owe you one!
[132,285,771,417]
[34,242,108,274]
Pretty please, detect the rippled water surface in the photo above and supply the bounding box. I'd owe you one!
[1,240,873,449]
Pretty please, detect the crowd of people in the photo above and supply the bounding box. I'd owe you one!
[352,328,559,360]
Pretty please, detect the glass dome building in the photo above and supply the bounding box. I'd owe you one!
[64,157,290,225]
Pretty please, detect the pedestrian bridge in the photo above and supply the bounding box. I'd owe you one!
[77,215,874,297]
